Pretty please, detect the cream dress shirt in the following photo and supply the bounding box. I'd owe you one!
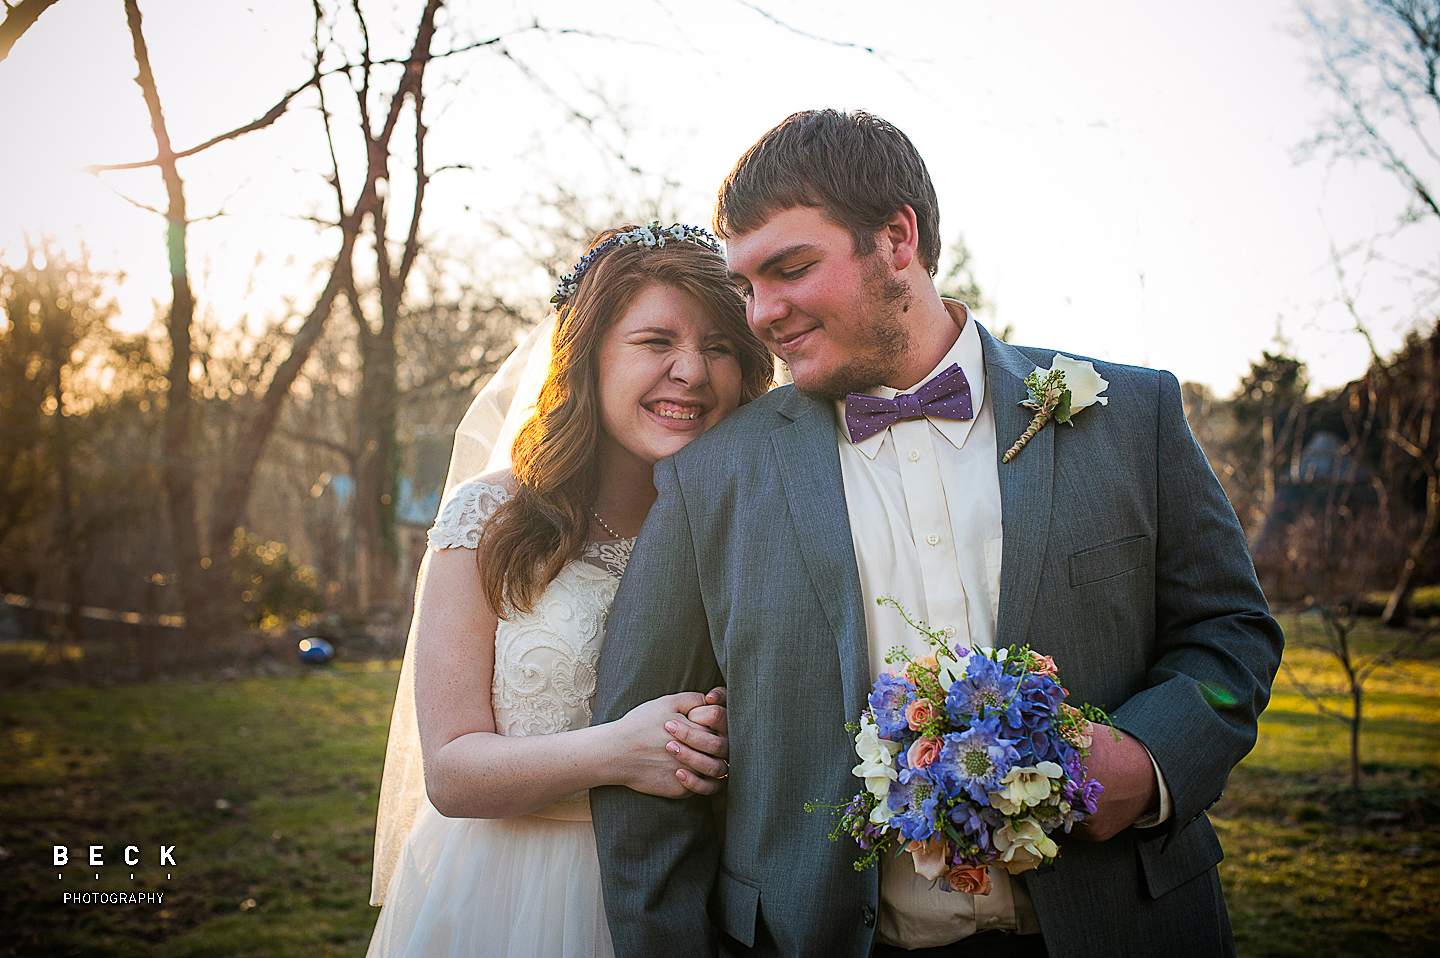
[835,302,1041,946]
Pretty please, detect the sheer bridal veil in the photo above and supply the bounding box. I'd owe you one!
[370,314,556,905]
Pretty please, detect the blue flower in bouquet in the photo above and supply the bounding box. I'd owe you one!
[998,673,1065,743]
[887,756,931,811]
[1061,750,1085,792]
[1023,727,1062,765]
[893,793,941,843]
[946,652,1021,725]
[1017,672,1065,718]
[949,803,995,853]
[869,672,916,739]
[1076,776,1104,815]
[934,716,1021,803]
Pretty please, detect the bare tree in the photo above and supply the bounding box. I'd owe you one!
[69,0,914,634]
[92,0,432,641]
[1303,0,1440,226]
[1355,323,1440,625]
[1260,325,1440,787]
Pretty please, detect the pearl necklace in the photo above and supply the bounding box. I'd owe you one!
[591,509,624,540]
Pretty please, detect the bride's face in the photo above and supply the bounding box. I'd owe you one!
[594,283,744,471]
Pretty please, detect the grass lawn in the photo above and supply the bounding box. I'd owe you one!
[1215,613,1440,957]
[0,661,400,957]
[1,618,1437,957]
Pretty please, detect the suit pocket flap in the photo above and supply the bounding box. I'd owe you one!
[1137,817,1224,899]
[1069,535,1151,588]
[709,866,760,948]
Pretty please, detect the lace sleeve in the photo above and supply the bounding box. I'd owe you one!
[427,477,512,551]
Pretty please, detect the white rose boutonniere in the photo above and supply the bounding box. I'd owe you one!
[1002,353,1109,463]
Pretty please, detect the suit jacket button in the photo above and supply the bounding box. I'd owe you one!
[862,905,876,928]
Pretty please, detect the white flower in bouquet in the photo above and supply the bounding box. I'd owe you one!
[993,818,1060,874]
[852,716,901,806]
[989,762,1064,816]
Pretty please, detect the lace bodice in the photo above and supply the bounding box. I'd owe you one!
[428,476,634,740]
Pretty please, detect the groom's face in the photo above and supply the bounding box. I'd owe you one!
[726,205,912,400]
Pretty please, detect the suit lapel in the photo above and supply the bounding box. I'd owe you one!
[982,326,1055,649]
[772,388,871,713]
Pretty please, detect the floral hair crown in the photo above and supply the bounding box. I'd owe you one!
[551,221,723,306]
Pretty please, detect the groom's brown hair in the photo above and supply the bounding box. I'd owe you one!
[714,109,942,275]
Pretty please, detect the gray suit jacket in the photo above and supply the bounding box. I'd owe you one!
[592,325,1283,958]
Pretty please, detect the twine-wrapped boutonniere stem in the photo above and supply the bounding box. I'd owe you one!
[1002,354,1109,463]
[1003,370,1069,463]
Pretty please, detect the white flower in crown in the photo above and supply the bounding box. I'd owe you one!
[1002,353,1109,463]
[552,222,721,305]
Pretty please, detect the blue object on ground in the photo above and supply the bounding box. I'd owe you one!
[298,637,334,664]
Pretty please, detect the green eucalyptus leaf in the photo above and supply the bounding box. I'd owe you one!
[1054,389,1074,425]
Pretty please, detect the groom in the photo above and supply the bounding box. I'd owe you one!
[591,110,1282,958]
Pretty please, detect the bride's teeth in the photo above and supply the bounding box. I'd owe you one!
[652,402,700,420]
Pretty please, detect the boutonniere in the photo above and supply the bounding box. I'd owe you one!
[1002,354,1109,463]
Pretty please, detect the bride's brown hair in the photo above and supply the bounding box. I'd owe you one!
[477,226,774,616]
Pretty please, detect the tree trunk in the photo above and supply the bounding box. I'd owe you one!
[1349,682,1362,791]
[344,0,442,613]
[1381,465,1440,628]
[49,344,84,646]
[354,327,399,611]
[123,0,215,650]
[201,241,360,614]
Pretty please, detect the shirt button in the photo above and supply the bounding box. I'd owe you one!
[908,450,921,462]
[926,533,940,546]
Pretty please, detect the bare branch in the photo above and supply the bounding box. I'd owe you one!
[82,72,321,175]
[91,178,164,217]
[80,0,500,177]
[0,0,59,63]
[280,429,358,464]
[726,0,921,90]
[396,87,429,293]
[1279,660,1352,724]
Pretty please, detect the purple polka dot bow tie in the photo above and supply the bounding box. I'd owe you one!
[843,363,974,443]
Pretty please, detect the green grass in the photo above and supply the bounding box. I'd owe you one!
[0,662,401,957]
[1,627,1437,957]
[1216,613,1440,957]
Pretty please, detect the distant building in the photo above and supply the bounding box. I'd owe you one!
[1251,431,1379,602]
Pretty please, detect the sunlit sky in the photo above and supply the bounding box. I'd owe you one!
[2,0,1432,396]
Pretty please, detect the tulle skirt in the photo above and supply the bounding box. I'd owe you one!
[367,800,615,958]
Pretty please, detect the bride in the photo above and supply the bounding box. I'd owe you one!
[367,222,775,957]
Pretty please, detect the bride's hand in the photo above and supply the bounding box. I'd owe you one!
[665,687,729,795]
[612,692,728,799]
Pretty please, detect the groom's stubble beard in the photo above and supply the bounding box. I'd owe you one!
[794,255,913,402]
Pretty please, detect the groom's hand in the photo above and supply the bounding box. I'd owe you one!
[683,687,728,737]
[1070,727,1159,842]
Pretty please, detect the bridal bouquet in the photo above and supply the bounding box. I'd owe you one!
[822,599,1111,895]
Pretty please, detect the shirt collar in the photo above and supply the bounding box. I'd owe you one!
[835,300,986,460]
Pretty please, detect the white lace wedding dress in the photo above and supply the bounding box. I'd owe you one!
[367,476,633,958]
